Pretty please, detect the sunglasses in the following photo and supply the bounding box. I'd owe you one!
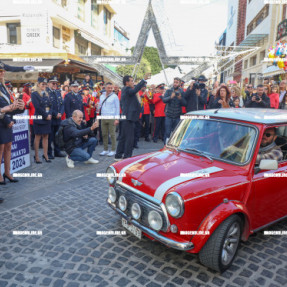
[247,86,252,88]
[263,133,274,138]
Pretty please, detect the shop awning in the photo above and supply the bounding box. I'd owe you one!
[54,59,100,74]
[2,58,100,74]
[68,59,100,72]
[2,59,64,72]
[239,34,268,46]
[262,65,284,77]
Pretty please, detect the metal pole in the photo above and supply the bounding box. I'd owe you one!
[159,56,169,86]
[132,62,141,81]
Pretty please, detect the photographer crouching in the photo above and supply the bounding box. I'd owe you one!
[163,77,186,144]
[184,75,208,112]
[62,110,99,168]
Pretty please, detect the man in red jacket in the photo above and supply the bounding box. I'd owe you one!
[181,80,187,114]
[152,84,166,143]
[139,85,152,142]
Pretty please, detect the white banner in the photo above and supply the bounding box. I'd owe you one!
[1,110,31,174]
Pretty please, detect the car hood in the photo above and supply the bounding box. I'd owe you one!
[117,149,240,202]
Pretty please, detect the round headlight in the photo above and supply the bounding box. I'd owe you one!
[108,187,117,203]
[106,166,116,185]
[165,192,184,218]
[131,203,141,220]
[148,210,163,231]
[119,195,127,211]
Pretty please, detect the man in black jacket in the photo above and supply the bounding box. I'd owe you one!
[163,77,186,144]
[63,110,99,168]
[245,84,270,108]
[184,75,208,112]
[115,74,149,160]
[242,84,253,106]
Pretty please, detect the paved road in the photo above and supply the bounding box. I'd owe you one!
[0,139,287,287]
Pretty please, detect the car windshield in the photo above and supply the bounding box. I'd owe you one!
[167,119,257,164]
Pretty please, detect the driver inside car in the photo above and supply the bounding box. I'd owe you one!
[256,127,283,164]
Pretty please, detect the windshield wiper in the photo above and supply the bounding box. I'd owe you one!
[166,142,178,150]
[180,148,213,162]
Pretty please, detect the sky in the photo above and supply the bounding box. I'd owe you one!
[113,0,228,57]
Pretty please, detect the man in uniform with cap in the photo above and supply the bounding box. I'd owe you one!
[5,81,15,101]
[64,80,85,119]
[47,76,65,159]
[5,81,12,89]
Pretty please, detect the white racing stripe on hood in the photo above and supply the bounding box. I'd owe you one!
[118,151,162,182]
[154,166,224,202]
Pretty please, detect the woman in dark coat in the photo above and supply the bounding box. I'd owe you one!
[209,85,234,109]
[31,77,53,163]
[0,67,25,187]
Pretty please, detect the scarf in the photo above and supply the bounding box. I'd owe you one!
[259,142,276,153]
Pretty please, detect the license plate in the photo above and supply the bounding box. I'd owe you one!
[122,218,142,239]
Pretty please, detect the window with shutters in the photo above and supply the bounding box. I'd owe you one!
[7,23,21,44]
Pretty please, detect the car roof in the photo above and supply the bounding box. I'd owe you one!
[187,108,287,125]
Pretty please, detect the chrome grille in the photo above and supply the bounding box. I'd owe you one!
[115,184,168,232]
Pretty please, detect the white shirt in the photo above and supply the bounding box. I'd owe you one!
[99,92,120,117]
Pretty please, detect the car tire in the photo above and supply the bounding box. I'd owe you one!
[199,214,242,272]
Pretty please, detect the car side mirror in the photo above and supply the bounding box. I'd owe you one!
[255,159,278,174]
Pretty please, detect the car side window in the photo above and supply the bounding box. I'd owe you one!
[276,125,287,162]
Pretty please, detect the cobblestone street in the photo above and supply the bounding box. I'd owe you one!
[0,140,287,287]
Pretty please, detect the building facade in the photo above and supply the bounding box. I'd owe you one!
[220,0,283,86]
[0,0,129,84]
[240,1,273,86]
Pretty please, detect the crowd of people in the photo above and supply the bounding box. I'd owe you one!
[1,62,287,203]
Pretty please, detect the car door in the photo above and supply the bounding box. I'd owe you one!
[250,125,287,230]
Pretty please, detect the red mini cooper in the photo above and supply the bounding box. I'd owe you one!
[106,109,287,272]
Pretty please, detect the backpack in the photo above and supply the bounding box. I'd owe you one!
[55,125,65,149]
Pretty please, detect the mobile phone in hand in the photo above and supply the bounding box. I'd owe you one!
[18,94,23,100]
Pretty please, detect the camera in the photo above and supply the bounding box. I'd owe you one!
[194,82,206,89]
[255,95,260,101]
[192,77,206,90]
[175,91,180,96]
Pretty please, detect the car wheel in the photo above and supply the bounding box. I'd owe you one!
[199,214,242,272]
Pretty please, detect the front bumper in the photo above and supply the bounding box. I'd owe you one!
[108,201,194,251]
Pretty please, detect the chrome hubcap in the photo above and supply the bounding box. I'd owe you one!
[221,222,240,266]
